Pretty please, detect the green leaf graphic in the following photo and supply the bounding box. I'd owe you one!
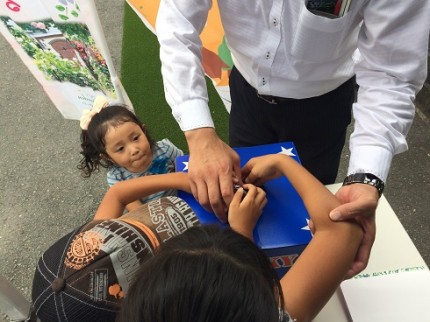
[218,36,233,69]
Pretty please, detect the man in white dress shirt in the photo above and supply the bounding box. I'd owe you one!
[155,0,430,277]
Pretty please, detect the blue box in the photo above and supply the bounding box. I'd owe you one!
[175,142,312,277]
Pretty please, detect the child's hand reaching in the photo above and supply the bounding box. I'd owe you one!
[176,172,192,194]
[241,154,286,186]
[228,184,267,240]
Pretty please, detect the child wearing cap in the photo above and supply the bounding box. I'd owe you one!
[31,196,201,322]
[31,168,265,322]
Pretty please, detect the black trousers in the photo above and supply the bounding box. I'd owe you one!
[229,67,355,184]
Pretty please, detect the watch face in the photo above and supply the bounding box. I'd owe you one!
[355,173,367,182]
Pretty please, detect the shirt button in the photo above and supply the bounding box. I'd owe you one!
[262,77,266,85]
[265,52,271,59]
[272,18,278,26]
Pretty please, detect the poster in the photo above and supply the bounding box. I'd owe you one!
[126,0,232,111]
[0,0,131,119]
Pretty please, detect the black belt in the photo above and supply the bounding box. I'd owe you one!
[255,91,297,105]
[254,77,356,105]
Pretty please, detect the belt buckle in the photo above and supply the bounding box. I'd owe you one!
[256,92,278,105]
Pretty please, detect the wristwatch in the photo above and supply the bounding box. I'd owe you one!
[343,173,385,198]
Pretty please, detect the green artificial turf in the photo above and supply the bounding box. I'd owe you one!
[120,4,229,153]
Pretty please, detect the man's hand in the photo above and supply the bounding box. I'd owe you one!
[330,184,379,278]
[185,128,241,222]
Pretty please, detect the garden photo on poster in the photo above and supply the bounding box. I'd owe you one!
[0,16,115,96]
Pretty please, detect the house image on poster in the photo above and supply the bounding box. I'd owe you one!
[5,19,88,68]
[31,25,80,62]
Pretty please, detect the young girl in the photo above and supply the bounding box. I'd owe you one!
[115,154,363,322]
[78,96,183,212]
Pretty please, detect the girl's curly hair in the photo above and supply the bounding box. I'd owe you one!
[77,105,155,177]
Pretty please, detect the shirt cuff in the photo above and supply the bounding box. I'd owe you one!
[172,98,215,131]
[347,145,393,183]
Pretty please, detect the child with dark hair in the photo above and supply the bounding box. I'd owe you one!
[78,96,183,212]
[121,225,285,322]
[119,153,363,322]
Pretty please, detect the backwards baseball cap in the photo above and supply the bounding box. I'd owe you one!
[31,196,200,322]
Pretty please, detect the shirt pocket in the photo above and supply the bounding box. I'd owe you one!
[290,4,351,62]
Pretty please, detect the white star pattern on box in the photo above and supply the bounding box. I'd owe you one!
[301,219,313,236]
[302,218,311,231]
[182,162,189,171]
[301,218,310,231]
[278,146,296,157]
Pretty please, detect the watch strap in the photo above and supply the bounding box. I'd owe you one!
[343,173,385,198]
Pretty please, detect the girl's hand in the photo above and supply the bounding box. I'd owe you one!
[241,154,285,186]
[228,184,267,240]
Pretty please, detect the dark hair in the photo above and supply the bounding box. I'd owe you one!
[78,105,155,177]
[119,225,284,322]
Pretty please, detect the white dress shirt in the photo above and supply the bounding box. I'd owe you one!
[156,0,430,182]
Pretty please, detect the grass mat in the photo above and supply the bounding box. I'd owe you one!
[120,4,229,153]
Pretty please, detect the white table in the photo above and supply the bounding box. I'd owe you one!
[313,184,429,321]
